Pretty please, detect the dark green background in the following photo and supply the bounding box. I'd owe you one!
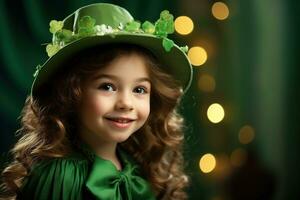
[1,0,299,199]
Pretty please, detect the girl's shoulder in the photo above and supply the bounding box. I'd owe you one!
[18,152,90,199]
[31,152,90,175]
[28,143,95,173]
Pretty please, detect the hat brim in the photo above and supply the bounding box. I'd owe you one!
[31,33,193,97]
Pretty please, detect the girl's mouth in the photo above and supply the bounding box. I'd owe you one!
[105,117,135,128]
[106,117,134,123]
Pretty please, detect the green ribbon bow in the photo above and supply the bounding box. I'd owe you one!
[85,150,156,200]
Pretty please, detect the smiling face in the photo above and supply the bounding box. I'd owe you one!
[77,53,151,147]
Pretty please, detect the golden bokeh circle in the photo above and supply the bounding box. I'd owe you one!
[175,16,194,35]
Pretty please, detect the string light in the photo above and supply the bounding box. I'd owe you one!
[212,2,229,20]
[238,125,255,144]
[230,148,247,167]
[188,46,208,66]
[175,16,194,35]
[199,153,216,173]
[198,73,216,92]
[207,103,225,123]
[214,154,231,178]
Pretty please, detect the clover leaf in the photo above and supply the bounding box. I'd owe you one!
[78,27,95,37]
[54,29,73,43]
[77,16,97,37]
[46,44,60,57]
[155,10,174,37]
[125,21,141,32]
[162,37,174,52]
[142,21,155,34]
[180,45,189,53]
[160,10,174,21]
[78,16,96,29]
[49,20,64,34]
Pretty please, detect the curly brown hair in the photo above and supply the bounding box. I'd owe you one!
[1,44,189,199]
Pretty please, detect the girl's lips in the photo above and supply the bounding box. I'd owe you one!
[105,117,135,128]
[105,117,135,123]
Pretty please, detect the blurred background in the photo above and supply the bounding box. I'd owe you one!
[0,0,299,199]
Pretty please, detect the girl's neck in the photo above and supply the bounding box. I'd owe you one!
[94,143,117,160]
[79,136,122,170]
[94,143,122,170]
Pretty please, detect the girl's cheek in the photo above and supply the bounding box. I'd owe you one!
[90,97,108,113]
[137,97,151,118]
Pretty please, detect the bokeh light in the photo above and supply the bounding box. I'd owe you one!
[207,103,225,123]
[175,16,194,35]
[199,153,216,173]
[188,46,208,66]
[198,73,216,92]
[238,125,255,144]
[230,148,247,167]
[214,154,231,179]
[211,2,229,20]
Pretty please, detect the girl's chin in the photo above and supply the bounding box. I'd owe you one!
[111,134,133,143]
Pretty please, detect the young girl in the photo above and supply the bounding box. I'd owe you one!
[1,3,192,200]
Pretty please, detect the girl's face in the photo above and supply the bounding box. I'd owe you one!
[77,53,151,146]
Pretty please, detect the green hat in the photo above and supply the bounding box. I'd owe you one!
[31,3,193,97]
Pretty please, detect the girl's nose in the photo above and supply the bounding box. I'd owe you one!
[115,91,133,111]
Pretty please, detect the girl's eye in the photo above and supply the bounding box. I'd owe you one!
[133,86,148,94]
[98,83,115,91]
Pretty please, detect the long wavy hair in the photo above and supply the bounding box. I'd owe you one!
[1,44,189,199]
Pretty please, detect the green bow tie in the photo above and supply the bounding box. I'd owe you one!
[85,150,156,200]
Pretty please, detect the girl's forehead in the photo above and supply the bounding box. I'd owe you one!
[103,54,147,71]
[89,53,150,82]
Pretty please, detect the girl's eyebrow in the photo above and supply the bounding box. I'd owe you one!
[93,74,151,83]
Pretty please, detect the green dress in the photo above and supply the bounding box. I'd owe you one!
[18,144,156,200]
